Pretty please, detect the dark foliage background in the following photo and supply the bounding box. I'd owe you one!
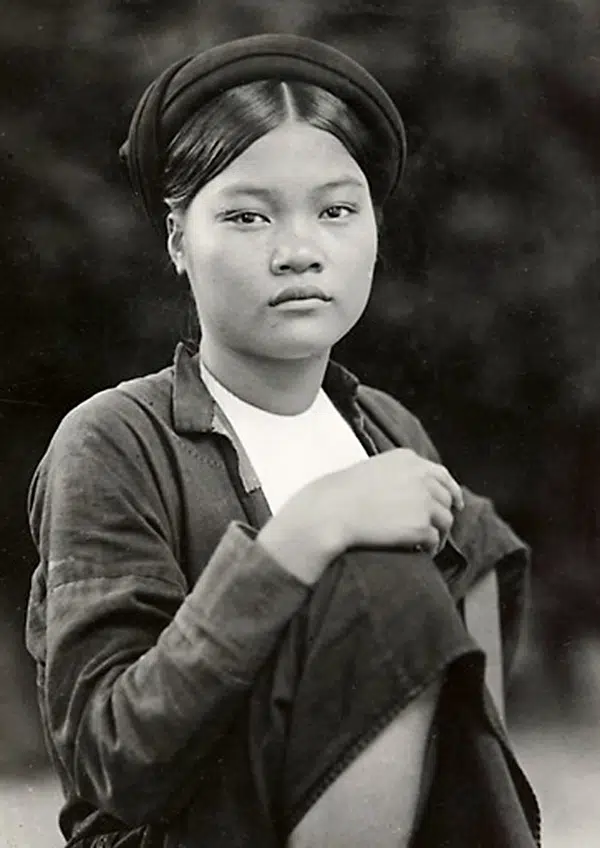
[2,0,599,775]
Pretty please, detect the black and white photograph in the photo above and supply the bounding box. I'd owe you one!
[2,2,600,845]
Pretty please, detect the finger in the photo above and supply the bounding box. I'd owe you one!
[430,501,455,539]
[418,525,440,555]
[426,508,453,556]
[426,462,464,511]
[427,478,454,511]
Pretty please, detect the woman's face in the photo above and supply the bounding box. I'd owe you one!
[169,120,378,367]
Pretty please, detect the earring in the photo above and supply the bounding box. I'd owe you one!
[166,211,186,274]
[173,253,185,276]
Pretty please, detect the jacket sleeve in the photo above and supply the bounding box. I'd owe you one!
[27,394,309,827]
[357,385,531,683]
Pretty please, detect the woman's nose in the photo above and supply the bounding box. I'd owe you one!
[270,242,324,275]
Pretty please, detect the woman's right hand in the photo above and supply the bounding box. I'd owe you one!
[258,448,464,586]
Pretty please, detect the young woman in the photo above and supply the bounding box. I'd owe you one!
[26,34,540,847]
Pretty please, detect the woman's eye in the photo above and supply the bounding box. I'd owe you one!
[225,211,269,226]
[321,204,355,220]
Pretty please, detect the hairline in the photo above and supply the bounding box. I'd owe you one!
[163,79,383,216]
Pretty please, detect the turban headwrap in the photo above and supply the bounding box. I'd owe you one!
[120,33,407,234]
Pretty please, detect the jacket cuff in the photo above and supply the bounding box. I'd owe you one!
[178,521,310,683]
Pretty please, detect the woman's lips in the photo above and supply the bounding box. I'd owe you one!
[269,285,333,307]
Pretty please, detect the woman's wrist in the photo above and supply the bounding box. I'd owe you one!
[257,480,349,585]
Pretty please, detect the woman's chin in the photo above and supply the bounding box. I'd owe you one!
[259,320,355,361]
[263,336,342,362]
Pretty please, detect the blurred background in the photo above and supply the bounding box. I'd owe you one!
[1,0,599,845]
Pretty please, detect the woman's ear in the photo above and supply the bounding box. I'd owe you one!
[166,211,186,276]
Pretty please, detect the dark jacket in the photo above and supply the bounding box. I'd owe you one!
[26,342,540,846]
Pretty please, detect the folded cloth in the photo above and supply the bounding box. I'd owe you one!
[172,549,540,847]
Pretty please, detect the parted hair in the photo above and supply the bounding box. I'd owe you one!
[162,79,392,212]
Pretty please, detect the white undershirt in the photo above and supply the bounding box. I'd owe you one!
[200,362,368,514]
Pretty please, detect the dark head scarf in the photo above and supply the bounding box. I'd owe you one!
[120,33,407,235]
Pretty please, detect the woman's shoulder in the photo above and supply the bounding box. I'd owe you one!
[356,383,418,423]
[49,362,176,457]
[355,382,439,461]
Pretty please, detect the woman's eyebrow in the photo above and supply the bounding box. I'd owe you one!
[217,176,365,200]
[313,177,365,193]
[217,185,274,200]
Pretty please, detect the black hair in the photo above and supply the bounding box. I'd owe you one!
[162,79,392,213]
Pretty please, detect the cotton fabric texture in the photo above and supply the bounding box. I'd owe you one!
[26,343,540,847]
[119,33,407,233]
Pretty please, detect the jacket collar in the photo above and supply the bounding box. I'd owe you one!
[172,341,215,434]
[172,340,361,436]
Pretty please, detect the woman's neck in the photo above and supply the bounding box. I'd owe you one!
[199,343,330,415]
